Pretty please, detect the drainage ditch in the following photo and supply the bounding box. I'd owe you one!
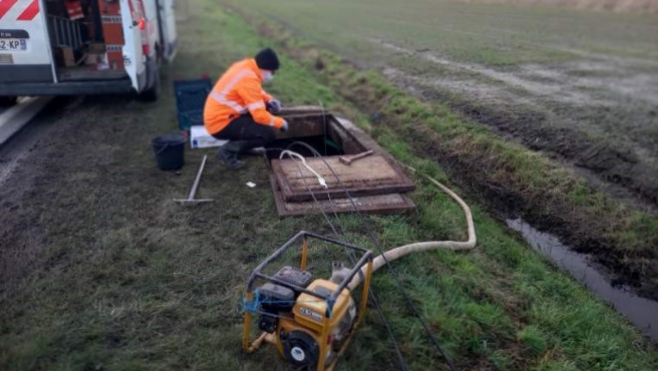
[507,218,658,342]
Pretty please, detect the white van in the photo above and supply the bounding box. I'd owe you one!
[0,0,178,102]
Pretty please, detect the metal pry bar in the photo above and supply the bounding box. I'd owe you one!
[174,155,214,203]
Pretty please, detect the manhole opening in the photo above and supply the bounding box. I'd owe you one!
[265,114,367,160]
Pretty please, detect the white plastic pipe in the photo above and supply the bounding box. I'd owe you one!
[280,150,328,188]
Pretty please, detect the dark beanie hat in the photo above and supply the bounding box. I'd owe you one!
[255,48,280,71]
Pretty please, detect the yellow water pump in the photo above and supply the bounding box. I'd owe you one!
[242,231,373,371]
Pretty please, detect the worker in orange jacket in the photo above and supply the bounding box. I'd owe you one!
[204,48,287,169]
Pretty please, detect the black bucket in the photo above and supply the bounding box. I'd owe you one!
[152,134,186,170]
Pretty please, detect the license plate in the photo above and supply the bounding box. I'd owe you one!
[0,39,27,51]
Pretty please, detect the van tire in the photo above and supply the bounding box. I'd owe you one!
[138,69,160,103]
[0,96,17,106]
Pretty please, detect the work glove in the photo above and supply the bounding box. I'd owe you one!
[280,120,289,133]
[267,99,282,114]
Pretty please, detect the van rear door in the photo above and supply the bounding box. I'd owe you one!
[120,0,145,91]
[0,0,55,83]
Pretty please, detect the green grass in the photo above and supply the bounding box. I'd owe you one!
[1,1,657,371]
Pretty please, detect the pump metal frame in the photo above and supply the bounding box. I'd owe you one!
[243,231,373,371]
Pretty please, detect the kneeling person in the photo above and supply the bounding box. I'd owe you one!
[204,48,288,169]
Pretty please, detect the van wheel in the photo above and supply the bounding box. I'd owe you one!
[0,96,17,106]
[138,71,160,102]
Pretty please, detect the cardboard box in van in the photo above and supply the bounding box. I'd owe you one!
[56,46,75,67]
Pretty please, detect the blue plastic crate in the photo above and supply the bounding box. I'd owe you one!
[173,78,212,132]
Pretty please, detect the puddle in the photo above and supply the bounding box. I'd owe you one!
[507,218,658,342]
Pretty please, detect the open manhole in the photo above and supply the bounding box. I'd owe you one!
[266,107,416,216]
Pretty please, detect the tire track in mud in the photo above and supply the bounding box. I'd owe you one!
[370,39,658,212]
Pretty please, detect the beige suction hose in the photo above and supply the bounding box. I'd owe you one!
[348,173,477,291]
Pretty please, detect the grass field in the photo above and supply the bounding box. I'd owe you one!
[227,0,658,208]
[1,0,657,370]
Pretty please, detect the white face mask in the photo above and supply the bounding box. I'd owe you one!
[261,70,274,84]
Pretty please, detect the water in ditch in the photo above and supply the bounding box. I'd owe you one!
[506,218,658,342]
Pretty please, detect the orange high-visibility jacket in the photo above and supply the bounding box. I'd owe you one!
[204,58,285,135]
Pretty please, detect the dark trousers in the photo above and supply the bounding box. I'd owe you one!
[212,114,277,155]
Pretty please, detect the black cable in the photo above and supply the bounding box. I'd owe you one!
[290,146,460,371]
[283,150,410,371]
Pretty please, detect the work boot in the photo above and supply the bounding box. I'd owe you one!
[216,143,245,170]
